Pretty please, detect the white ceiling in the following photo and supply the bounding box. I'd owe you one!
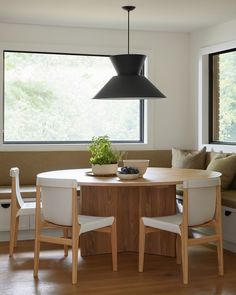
[0,0,236,33]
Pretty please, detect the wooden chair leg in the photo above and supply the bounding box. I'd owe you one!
[176,234,181,265]
[14,216,19,247]
[33,237,40,278]
[215,221,224,276]
[9,214,17,257]
[181,232,189,284]
[138,219,145,272]
[72,232,79,284]
[216,237,224,276]
[34,185,42,278]
[9,212,19,257]
[111,219,117,271]
[215,186,224,276]
[63,229,69,257]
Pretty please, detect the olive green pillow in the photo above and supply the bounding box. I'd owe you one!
[206,154,236,190]
[171,147,206,169]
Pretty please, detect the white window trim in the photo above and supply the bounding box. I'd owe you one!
[0,42,156,151]
[198,39,236,153]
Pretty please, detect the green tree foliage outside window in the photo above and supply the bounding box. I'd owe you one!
[4,51,143,143]
[218,51,236,142]
[210,50,236,143]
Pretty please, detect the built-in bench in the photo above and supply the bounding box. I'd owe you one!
[0,185,36,199]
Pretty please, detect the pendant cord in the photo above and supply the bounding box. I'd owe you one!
[128,10,130,54]
[122,6,135,55]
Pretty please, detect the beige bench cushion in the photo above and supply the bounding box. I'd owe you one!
[176,186,236,209]
[222,190,236,209]
[230,174,236,189]
[176,184,183,196]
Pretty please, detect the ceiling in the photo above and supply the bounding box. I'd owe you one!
[0,0,236,33]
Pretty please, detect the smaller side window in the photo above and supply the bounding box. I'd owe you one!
[209,49,236,144]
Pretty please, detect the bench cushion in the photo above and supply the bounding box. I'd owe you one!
[221,190,236,209]
[176,186,236,209]
[230,174,236,189]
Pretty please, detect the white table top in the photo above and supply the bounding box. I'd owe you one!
[37,167,221,187]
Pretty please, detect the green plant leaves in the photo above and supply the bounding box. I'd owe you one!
[89,135,121,165]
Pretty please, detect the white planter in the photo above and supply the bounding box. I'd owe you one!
[92,163,118,175]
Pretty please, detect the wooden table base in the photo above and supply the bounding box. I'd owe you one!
[80,185,176,257]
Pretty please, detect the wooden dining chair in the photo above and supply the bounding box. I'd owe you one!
[9,167,36,256]
[33,176,117,284]
[139,177,224,284]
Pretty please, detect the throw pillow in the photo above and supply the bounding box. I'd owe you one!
[206,154,236,190]
[171,147,206,169]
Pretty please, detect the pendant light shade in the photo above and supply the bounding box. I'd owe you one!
[93,6,166,100]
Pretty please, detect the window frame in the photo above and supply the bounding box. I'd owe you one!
[3,49,145,145]
[209,47,236,145]
[198,39,236,153]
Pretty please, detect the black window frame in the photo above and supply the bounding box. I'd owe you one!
[3,49,145,145]
[208,47,236,145]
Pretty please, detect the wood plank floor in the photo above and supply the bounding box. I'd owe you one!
[1,240,236,295]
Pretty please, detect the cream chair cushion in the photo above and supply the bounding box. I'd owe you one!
[143,214,182,234]
[79,215,114,234]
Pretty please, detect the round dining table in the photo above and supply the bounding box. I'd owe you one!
[37,167,221,257]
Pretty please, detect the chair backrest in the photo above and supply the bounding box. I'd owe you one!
[183,177,220,226]
[10,167,24,208]
[37,177,77,226]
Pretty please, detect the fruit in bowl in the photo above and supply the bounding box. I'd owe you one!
[117,166,140,180]
[123,160,149,177]
[120,166,139,174]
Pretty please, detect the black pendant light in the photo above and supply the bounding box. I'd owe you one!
[93,5,166,100]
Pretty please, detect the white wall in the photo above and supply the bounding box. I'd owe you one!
[190,18,236,151]
[0,22,190,150]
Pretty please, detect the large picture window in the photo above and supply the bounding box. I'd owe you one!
[3,50,144,144]
[209,49,236,144]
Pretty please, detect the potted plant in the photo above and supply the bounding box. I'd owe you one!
[89,135,121,175]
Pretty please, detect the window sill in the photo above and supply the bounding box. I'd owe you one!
[201,143,236,153]
[0,142,154,152]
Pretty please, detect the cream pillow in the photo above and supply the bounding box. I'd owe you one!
[171,147,206,169]
[206,154,236,190]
